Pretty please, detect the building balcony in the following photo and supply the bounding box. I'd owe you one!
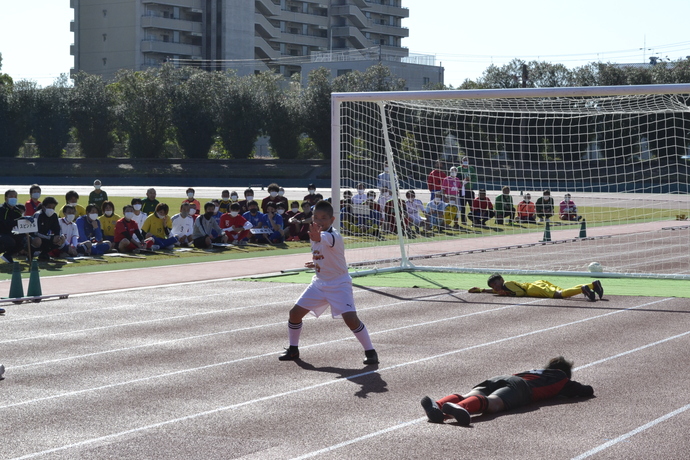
[331,5,369,29]
[70,44,76,56]
[364,1,410,18]
[278,10,329,26]
[141,15,203,34]
[278,31,328,47]
[255,0,280,17]
[332,26,371,49]
[368,23,409,37]
[255,36,281,60]
[255,12,280,39]
[141,0,203,10]
[141,39,202,57]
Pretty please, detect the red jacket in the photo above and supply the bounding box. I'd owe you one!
[427,169,447,191]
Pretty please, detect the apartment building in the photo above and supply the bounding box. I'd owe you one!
[70,0,443,88]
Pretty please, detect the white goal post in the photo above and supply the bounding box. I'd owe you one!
[331,84,690,280]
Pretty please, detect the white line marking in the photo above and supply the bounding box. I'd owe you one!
[8,298,675,459]
[571,403,690,460]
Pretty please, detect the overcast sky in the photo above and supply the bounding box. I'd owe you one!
[1,0,690,87]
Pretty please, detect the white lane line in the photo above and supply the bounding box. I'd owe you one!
[8,298,674,459]
[0,295,516,409]
[571,403,690,460]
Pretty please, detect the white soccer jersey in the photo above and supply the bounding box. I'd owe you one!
[132,212,147,230]
[311,227,350,284]
[58,218,80,247]
[171,213,194,237]
[352,191,368,205]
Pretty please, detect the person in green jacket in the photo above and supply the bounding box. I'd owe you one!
[494,186,515,225]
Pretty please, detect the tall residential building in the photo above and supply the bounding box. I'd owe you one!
[70,0,443,89]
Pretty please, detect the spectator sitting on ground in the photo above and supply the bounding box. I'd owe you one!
[238,188,254,215]
[171,203,194,247]
[98,200,120,242]
[210,199,222,226]
[220,202,251,245]
[425,191,447,231]
[243,200,270,244]
[89,179,108,215]
[219,190,232,214]
[517,193,537,223]
[30,196,65,261]
[264,201,284,244]
[405,190,428,234]
[60,190,86,218]
[276,202,290,240]
[284,200,301,226]
[427,159,447,201]
[287,201,313,241]
[188,203,198,221]
[130,198,148,230]
[25,184,42,217]
[560,193,583,221]
[141,188,159,215]
[76,204,113,255]
[443,195,461,230]
[382,189,408,235]
[58,204,91,257]
[471,189,495,228]
[303,183,319,207]
[114,205,150,253]
[536,190,554,222]
[352,183,368,205]
[494,186,515,225]
[193,201,229,249]
[141,203,178,250]
[1,189,26,263]
[183,187,201,214]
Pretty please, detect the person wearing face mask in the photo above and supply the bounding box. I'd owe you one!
[88,179,108,215]
[287,201,314,241]
[377,165,395,193]
[494,186,515,225]
[141,188,159,215]
[238,188,254,215]
[141,203,178,250]
[171,203,194,247]
[182,187,201,215]
[517,193,537,223]
[262,183,289,213]
[425,191,447,232]
[470,189,495,228]
[60,190,86,218]
[130,198,148,229]
[193,202,229,248]
[58,205,91,257]
[302,183,319,207]
[76,204,114,255]
[98,201,121,242]
[441,167,463,225]
[219,190,232,214]
[559,193,582,221]
[536,190,554,223]
[405,190,428,235]
[220,202,251,245]
[262,201,285,244]
[1,189,27,264]
[352,183,368,205]
[242,200,270,244]
[30,196,65,261]
[114,204,149,253]
[25,184,43,217]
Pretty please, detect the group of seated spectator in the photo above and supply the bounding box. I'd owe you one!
[1,182,327,263]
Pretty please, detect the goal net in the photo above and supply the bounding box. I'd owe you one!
[332,84,690,279]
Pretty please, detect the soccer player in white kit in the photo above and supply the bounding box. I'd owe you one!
[278,200,379,365]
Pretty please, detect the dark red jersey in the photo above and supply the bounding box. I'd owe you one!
[515,368,594,402]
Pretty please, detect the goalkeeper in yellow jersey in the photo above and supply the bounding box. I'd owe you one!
[469,273,604,302]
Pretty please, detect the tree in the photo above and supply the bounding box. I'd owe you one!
[301,67,332,157]
[71,72,116,158]
[257,72,303,160]
[0,79,32,157]
[215,72,264,159]
[171,69,222,159]
[32,75,71,158]
[112,66,173,158]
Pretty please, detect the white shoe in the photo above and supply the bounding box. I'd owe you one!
[150,245,160,251]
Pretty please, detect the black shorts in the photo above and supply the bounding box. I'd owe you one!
[472,375,531,411]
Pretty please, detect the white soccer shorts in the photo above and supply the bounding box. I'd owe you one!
[295,281,356,318]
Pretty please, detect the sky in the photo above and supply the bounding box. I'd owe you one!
[1,0,690,88]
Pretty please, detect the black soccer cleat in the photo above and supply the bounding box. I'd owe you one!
[581,285,596,302]
[442,402,471,426]
[421,396,445,423]
[363,349,379,365]
[278,346,299,361]
[592,280,604,300]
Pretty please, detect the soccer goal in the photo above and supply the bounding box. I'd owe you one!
[331,84,690,279]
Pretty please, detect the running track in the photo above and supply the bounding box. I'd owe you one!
[1,279,688,459]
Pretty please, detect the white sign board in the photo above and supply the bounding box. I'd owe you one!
[13,218,38,234]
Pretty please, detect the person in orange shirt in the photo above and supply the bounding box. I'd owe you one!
[517,193,537,223]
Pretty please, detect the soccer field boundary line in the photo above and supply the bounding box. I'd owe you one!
[7,297,676,459]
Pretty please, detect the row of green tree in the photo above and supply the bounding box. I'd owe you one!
[2,55,690,160]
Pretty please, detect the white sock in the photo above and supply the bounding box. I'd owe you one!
[288,321,303,347]
[352,322,374,351]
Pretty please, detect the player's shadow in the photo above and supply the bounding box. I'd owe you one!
[295,360,388,399]
[448,395,596,426]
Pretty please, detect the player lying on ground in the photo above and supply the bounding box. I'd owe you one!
[469,273,604,302]
[278,200,378,365]
[421,356,594,426]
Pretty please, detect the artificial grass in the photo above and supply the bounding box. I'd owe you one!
[245,270,690,299]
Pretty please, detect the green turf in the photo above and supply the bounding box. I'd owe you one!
[244,270,690,298]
